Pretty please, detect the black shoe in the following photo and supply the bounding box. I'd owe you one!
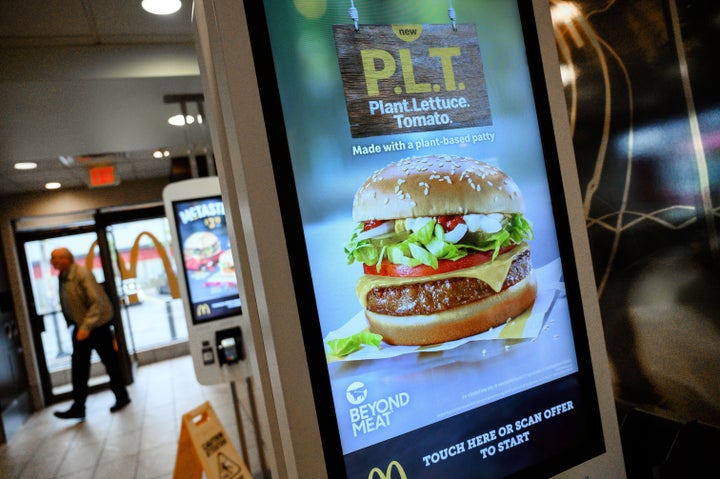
[110,397,131,413]
[54,407,85,420]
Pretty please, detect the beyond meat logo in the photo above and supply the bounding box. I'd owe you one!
[346,381,368,405]
[346,381,410,437]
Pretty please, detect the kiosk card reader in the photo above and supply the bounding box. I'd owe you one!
[163,177,247,385]
[216,327,244,365]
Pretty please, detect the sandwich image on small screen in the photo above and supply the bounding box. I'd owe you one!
[172,196,242,324]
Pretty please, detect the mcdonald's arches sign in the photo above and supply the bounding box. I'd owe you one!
[367,461,408,479]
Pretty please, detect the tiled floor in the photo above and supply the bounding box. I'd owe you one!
[0,355,261,479]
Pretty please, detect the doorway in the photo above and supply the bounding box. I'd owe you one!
[14,204,188,405]
[98,206,188,362]
[17,227,125,404]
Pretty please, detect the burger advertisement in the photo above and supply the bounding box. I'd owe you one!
[343,155,536,347]
[172,196,242,324]
[260,1,604,477]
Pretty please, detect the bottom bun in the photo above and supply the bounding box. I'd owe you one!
[365,271,537,346]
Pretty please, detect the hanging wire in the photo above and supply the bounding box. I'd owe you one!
[448,0,457,31]
[349,0,359,31]
[349,0,453,32]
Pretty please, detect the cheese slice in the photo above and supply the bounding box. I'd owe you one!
[356,243,529,308]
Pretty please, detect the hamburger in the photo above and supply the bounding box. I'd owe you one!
[344,154,536,346]
[218,249,235,274]
[183,231,222,271]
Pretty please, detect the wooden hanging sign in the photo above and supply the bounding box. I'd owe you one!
[334,24,492,138]
[173,401,252,479]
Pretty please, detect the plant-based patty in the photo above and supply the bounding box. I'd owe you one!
[366,249,532,316]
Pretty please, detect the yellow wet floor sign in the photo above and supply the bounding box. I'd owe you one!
[173,401,252,479]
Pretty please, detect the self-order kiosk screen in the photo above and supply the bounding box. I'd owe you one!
[172,196,242,324]
[252,1,605,477]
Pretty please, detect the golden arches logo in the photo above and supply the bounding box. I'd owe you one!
[368,460,408,479]
[87,231,179,305]
[196,303,212,318]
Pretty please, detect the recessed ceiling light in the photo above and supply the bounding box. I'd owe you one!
[14,162,38,170]
[141,0,181,15]
[168,114,195,126]
[45,182,62,190]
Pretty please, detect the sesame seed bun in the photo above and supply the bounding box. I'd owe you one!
[352,154,525,222]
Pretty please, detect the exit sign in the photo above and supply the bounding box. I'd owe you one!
[89,165,117,187]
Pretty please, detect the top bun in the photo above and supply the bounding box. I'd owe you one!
[352,155,524,221]
[185,231,218,246]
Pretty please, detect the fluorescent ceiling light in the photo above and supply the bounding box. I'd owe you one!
[141,0,181,15]
[45,182,62,190]
[14,162,37,170]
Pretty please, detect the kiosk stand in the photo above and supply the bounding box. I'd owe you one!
[163,177,268,477]
[191,0,626,477]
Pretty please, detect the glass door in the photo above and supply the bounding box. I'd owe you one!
[102,214,188,357]
[17,228,130,403]
[15,204,187,405]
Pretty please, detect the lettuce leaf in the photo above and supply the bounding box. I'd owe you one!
[327,330,383,356]
[344,213,533,270]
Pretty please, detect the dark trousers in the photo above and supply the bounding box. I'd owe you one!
[70,323,129,409]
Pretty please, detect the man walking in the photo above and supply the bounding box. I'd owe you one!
[50,247,131,420]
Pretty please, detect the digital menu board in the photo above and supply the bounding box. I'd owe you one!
[221,0,619,477]
[171,195,242,324]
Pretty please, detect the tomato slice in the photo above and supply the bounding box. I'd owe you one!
[363,219,387,232]
[364,246,515,277]
[436,215,465,232]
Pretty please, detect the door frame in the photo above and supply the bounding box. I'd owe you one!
[14,224,134,405]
